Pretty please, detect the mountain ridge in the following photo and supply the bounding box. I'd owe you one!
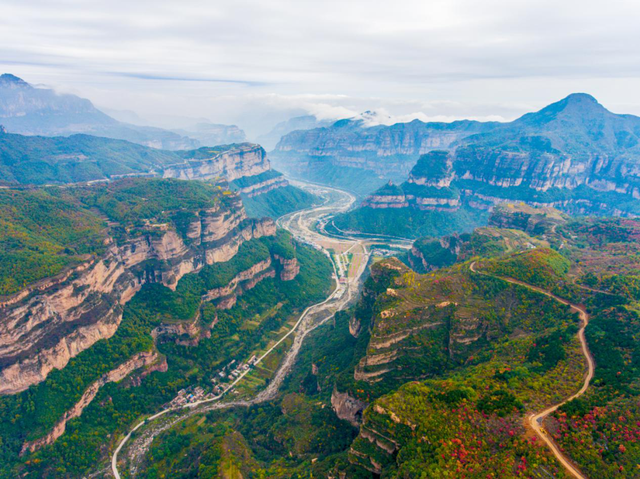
[0,74,198,150]
[273,93,640,194]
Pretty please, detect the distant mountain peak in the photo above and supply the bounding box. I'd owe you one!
[0,74,30,88]
[563,92,599,103]
[515,92,611,128]
[550,92,606,113]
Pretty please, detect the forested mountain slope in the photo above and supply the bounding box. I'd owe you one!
[0,177,332,477]
[0,130,315,218]
[135,203,640,478]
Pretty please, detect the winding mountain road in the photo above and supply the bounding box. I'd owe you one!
[111,181,371,478]
[470,261,594,479]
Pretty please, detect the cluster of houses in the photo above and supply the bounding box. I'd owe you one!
[169,386,208,407]
[167,354,262,407]
[210,355,260,394]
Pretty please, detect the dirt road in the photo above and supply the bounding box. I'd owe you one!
[470,261,594,479]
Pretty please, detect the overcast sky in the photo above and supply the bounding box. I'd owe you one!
[2,0,640,137]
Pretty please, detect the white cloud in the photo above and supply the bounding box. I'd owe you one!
[0,0,639,136]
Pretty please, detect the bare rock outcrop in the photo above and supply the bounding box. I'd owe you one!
[162,143,271,182]
[21,350,162,454]
[0,202,276,395]
[274,254,300,281]
[331,386,366,426]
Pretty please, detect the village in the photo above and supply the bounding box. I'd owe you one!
[167,355,260,407]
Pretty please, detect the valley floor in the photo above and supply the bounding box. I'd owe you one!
[111,181,374,477]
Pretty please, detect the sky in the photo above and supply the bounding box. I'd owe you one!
[2,0,640,137]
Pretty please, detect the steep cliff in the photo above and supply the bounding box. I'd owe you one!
[0,212,330,478]
[167,142,310,212]
[272,117,493,184]
[337,96,640,237]
[21,350,165,454]
[165,143,271,182]
[0,178,277,395]
[361,151,461,212]
[275,94,640,218]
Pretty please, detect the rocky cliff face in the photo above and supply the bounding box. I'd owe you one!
[276,94,640,219]
[361,152,462,212]
[274,254,300,281]
[331,386,366,426]
[21,350,165,454]
[273,118,491,179]
[235,173,289,198]
[164,143,295,205]
[0,194,276,395]
[164,143,271,182]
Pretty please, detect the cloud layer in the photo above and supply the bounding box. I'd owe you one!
[1,0,639,136]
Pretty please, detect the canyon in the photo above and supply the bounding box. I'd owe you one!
[276,94,640,224]
[0,183,282,395]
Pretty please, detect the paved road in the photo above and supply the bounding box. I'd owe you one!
[112,181,369,478]
[470,261,594,479]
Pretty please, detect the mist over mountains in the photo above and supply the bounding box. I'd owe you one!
[274,93,640,201]
[0,74,246,149]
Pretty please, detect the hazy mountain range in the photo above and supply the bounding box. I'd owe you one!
[274,93,640,208]
[0,74,247,149]
[256,115,333,150]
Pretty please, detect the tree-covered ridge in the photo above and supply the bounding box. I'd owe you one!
[332,205,486,238]
[69,177,223,230]
[338,255,579,400]
[482,247,571,290]
[409,150,450,179]
[130,204,601,478]
[0,228,333,477]
[0,178,225,295]
[0,130,179,184]
[353,380,566,477]
[0,188,106,295]
[240,184,316,219]
[119,205,640,478]
[342,205,640,477]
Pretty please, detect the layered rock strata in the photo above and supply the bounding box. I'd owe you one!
[21,350,164,454]
[277,94,640,217]
[163,143,271,183]
[0,200,275,395]
[235,174,289,198]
